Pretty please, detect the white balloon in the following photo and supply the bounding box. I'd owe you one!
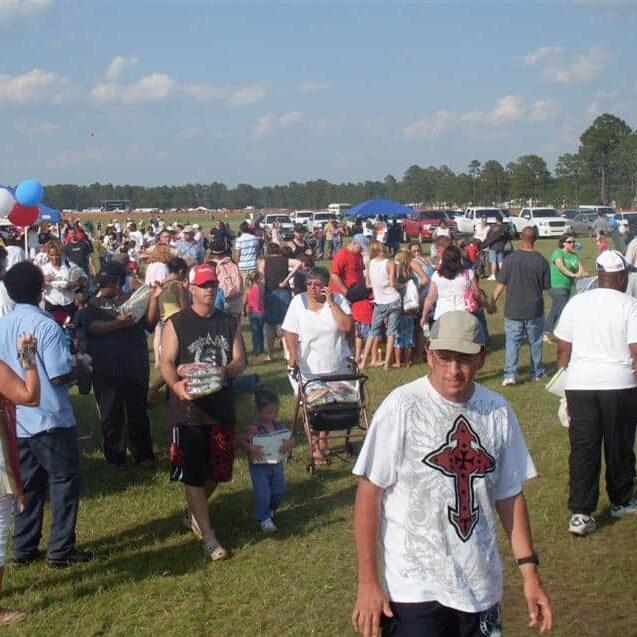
[0,189,16,217]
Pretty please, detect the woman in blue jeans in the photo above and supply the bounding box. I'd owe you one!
[360,240,402,370]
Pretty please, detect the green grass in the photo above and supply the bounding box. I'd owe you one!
[3,232,636,636]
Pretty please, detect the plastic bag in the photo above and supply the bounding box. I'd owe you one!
[403,279,420,312]
[118,285,152,322]
[177,363,225,397]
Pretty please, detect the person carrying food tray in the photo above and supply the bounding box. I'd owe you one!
[160,264,246,562]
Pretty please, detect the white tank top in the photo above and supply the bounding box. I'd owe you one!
[370,258,401,305]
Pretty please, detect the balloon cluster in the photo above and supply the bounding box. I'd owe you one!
[0,179,44,227]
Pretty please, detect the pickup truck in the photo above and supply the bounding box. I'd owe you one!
[401,210,457,242]
[512,208,571,238]
[455,207,518,238]
[290,210,314,227]
[262,213,295,241]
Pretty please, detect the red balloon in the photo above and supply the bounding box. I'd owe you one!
[8,202,39,227]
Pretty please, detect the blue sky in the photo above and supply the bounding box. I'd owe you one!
[0,0,636,187]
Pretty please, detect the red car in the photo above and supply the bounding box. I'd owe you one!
[401,210,458,242]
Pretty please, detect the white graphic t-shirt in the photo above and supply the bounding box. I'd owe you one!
[353,376,536,613]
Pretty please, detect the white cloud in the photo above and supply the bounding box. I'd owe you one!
[16,120,61,135]
[0,0,51,23]
[521,46,564,66]
[105,55,138,82]
[52,147,108,169]
[179,127,205,139]
[279,111,303,127]
[255,113,274,138]
[182,83,231,102]
[489,95,525,124]
[0,68,69,104]
[528,98,558,123]
[542,46,612,84]
[227,83,267,107]
[585,100,602,119]
[312,113,344,137]
[297,81,333,95]
[403,109,456,140]
[90,73,175,104]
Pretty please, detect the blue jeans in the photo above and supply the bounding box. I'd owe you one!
[13,427,80,560]
[504,316,545,380]
[248,312,265,354]
[249,462,286,521]
[370,299,402,338]
[545,288,571,334]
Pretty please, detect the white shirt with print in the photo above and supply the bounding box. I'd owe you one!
[353,377,536,613]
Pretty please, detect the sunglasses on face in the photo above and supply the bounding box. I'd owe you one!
[564,240,575,245]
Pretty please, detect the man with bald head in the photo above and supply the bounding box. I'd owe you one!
[491,226,550,386]
[555,250,637,536]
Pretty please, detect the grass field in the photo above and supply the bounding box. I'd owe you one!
[3,224,636,636]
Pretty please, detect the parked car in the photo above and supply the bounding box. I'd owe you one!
[512,207,571,238]
[290,210,314,227]
[307,211,337,232]
[561,208,583,220]
[569,211,598,237]
[455,207,518,238]
[401,210,458,242]
[262,213,295,241]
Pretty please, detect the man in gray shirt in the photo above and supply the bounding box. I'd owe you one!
[491,227,550,385]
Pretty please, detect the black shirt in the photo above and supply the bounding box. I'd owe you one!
[65,240,92,271]
[497,250,550,320]
[82,296,149,378]
[168,307,237,427]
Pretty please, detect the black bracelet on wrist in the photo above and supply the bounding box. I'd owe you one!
[516,554,540,566]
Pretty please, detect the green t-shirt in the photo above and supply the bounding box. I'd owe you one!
[550,248,579,289]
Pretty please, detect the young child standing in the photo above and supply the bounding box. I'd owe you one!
[243,271,265,355]
[393,249,416,368]
[597,231,608,253]
[240,390,295,534]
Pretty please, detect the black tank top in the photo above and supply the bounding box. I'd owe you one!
[290,240,308,258]
[264,255,289,291]
[168,307,237,426]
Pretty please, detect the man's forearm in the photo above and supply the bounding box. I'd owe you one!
[354,478,383,589]
[330,273,347,295]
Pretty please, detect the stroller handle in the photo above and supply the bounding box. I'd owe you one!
[302,372,368,389]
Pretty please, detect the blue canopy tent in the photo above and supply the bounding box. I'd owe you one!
[38,203,62,223]
[346,199,414,218]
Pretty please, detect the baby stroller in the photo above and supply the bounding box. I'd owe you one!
[290,362,369,476]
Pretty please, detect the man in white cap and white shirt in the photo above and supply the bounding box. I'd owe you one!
[555,249,637,537]
[175,225,203,267]
[352,310,552,637]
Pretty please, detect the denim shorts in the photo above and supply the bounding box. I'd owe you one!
[370,299,401,338]
[264,288,291,326]
[355,321,371,339]
[489,249,506,264]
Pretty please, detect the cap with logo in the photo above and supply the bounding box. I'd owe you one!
[429,311,486,355]
[189,264,219,286]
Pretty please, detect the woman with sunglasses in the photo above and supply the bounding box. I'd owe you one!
[544,233,587,342]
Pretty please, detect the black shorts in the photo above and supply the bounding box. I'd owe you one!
[169,424,236,487]
[381,601,501,637]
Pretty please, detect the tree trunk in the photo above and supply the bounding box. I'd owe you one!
[600,166,607,204]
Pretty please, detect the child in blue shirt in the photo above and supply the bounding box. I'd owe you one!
[239,389,295,534]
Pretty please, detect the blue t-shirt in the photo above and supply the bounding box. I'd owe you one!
[235,233,259,271]
[0,304,75,437]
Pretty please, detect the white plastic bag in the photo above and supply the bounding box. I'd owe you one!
[403,279,420,312]
[118,285,151,322]
[558,397,570,428]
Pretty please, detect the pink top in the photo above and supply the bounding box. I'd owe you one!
[246,284,264,314]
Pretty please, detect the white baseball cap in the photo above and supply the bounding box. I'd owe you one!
[596,249,635,273]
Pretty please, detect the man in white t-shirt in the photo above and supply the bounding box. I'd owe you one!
[555,250,637,537]
[352,311,552,637]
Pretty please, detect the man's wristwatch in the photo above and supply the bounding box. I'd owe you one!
[516,554,540,566]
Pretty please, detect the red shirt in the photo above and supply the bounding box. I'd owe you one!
[246,284,264,314]
[330,247,364,292]
[466,244,479,263]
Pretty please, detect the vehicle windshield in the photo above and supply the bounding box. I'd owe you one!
[314,213,334,220]
[268,215,291,223]
[533,209,558,217]
[296,212,313,218]
[419,211,446,220]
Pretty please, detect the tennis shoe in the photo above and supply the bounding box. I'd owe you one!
[260,517,277,534]
[569,513,597,536]
[610,498,637,518]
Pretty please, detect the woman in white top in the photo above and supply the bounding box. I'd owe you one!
[360,240,401,370]
[421,244,481,323]
[41,241,86,325]
[281,266,352,463]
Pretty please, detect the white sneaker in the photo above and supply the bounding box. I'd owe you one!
[202,534,228,561]
[487,275,496,281]
[610,498,637,518]
[569,513,597,536]
[502,378,516,386]
[260,517,277,534]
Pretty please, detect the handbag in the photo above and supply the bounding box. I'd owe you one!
[403,279,419,312]
[463,270,480,314]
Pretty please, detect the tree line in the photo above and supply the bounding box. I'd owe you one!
[42,113,637,212]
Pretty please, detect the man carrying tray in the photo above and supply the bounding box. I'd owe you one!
[351,311,552,636]
[160,263,245,561]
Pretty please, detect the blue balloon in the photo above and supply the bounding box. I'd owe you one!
[15,179,44,206]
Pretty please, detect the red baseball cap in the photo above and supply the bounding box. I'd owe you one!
[189,264,219,286]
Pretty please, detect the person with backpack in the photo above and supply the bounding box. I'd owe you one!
[206,240,244,319]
